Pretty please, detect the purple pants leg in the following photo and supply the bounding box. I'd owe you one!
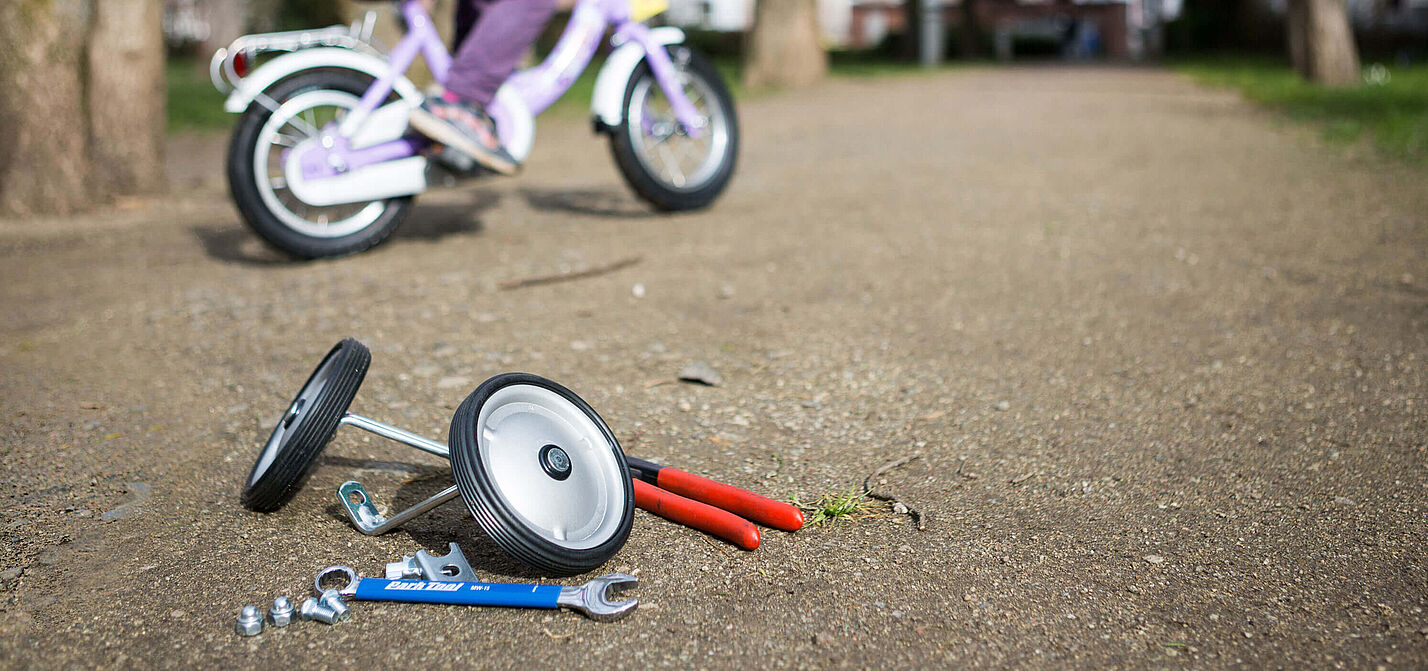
[447,0,557,107]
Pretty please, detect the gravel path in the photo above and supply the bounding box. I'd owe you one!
[1,66,1425,669]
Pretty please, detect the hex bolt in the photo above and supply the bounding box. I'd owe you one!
[235,605,264,637]
[319,589,351,622]
[268,596,295,627]
[299,597,341,624]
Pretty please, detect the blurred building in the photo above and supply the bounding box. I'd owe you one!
[664,0,1180,60]
[664,0,1426,61]
[1346,0,1428,57]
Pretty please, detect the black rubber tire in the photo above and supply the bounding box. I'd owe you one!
[448,373,634,576]
[241,338,370,512]
[609,46,739,212]
[227,70,413,259]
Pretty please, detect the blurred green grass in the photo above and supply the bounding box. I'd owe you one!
[1175,56,1428,165]
[167,58,232,132]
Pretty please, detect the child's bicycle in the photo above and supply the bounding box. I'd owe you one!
[211,0,738,258]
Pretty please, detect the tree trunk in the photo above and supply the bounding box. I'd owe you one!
[0,0,167,217]
[89,0,165,196]
[1303,0,1359,85]
[744,0,827,89]
[1286,0,1309,77]
[1288,0,1359,85]
[0,0,94,216]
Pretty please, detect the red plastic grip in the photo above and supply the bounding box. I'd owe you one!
[655,468,805,532]
[632,478,760,550]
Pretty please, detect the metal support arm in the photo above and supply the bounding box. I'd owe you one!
[339,481,462,535]
[339,413,450,458]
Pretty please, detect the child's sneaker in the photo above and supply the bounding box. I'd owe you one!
[408,93,519,176]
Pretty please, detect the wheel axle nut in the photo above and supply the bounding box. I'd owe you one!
[235,605,264,636]
[268,596,295,627]
[319,589,351,621]
[300,597,341,624]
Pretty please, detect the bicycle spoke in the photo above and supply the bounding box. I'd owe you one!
[284,114,320,138]
[680,140,705,170]
[270,133,302,148]
[656,142,686,187]
[668,139,690,166]
[679,140,702,165]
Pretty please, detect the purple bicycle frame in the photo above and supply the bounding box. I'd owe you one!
[310,0,702,179]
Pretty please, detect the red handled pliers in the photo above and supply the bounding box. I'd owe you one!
[626,456,804,550]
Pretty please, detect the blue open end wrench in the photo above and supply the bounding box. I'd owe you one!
[314,566,638,622]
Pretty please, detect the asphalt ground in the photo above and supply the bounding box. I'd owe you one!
[1,66,1425,669]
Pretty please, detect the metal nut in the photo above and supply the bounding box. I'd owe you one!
[299,597,341,624]
[319,589,351,622]
[235,605,264,636]
[268,596,295,627]
[385,555,421,580]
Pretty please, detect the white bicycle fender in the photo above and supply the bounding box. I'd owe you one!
[590,27,685,128]
[349,100,413,149]
[286,155,428,207]
[283,102,426,206]
[224,47,423,113]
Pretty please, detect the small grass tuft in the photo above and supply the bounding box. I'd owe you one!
[792,487,871,525]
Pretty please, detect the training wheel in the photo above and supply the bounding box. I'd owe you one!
[450,373,634,576]
[241,338,370,512]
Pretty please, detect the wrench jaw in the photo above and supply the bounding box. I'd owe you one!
[556,574,639,622]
